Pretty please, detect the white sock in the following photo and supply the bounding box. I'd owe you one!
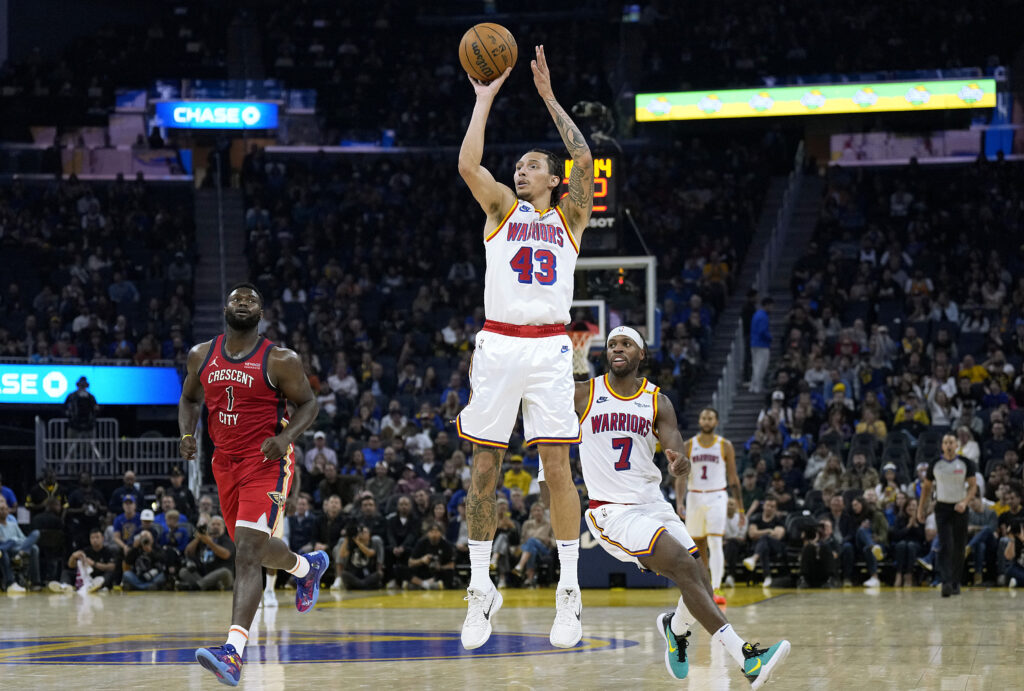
[671,596,692,636]
[226,625,248,656]
[469,539,493,590]
[712,623,746,667]
[708,536,724,590]
[285,555,310,579]
[556,539,580,590]
[264,571,276,593]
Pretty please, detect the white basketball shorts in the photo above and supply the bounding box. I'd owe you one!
[585,500,699,569]
[685,490,728,538]
[456,327,580,448]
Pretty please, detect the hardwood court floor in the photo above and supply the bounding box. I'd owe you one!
[1,585,1019,690]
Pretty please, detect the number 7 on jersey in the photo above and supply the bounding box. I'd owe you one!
[611,437,632,471]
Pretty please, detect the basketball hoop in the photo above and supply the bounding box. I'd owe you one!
[569,325,600,377]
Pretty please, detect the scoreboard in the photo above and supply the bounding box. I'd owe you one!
[562,156,617,229]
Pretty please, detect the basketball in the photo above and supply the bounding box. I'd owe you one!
[458,23,517,83]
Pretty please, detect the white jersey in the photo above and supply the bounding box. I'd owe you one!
[483,199,579,325]
[687,434,728,492]
[579,375,664,505]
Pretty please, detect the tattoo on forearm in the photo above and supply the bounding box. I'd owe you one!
[567,161,593,209]
[545,98,590,159]
[467,450,499,540]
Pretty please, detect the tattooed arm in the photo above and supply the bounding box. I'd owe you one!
[531,45,593,238]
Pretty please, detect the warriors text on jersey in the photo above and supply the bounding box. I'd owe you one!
[687,434,727,491]
[578,375,663,504]
[199,334,288,457]
[483,199,580,325]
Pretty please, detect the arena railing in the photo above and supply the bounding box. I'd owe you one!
[711,141,804,426]
[35,417,181,480]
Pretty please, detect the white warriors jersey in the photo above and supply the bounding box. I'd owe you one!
[579,375,664,504]
[483,199,579,325]
[687,434,728,491]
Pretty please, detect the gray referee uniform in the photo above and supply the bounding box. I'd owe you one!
[927,454,977,589]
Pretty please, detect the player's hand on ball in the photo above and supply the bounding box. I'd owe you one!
[468,67,511,98]
[666,448,690,477]
[180,435,197,461]
[260,435,289,462]
[531,45,554,100]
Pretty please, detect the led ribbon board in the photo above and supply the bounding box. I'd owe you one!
[636,79,996,121]
[155,101,279,129]
[0,365,181,405]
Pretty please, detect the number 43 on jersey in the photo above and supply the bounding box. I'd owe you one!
[509,247,557,285]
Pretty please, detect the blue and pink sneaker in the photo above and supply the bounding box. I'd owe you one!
[195,644,242,687]
[295,550,329,614]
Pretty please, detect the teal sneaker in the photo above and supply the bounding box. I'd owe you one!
[742,639,791,689]
[656,612,691,680]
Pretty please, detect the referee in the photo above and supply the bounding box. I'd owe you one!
[917,433,978,597]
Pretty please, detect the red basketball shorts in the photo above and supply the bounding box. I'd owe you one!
[212,446,295,540]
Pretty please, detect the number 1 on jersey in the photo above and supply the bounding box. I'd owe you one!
[509,247,557,285]
[226,385,235,412]
[611,437,632,471]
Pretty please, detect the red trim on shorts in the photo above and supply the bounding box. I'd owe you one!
[482,320,567,338]
[689,487,727,493]
[588,499,636,509]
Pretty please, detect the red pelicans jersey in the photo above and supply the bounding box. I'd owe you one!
[483,199,579,325]
[578,375,664,504]
[199,335,287,458]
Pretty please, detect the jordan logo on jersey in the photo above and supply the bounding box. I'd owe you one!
[208,357,219,369]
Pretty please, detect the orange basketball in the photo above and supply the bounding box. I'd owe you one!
[458,23,517,83]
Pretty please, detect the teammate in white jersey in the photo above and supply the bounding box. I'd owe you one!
[679,409,743,602]
[577,327,789,687]
[456,45,594,651]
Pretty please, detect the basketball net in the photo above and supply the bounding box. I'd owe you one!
[569,325,600,377]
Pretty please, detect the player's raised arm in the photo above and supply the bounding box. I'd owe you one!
[178,342,210,460]
[458,68,517,224]
[532,45,593,237]
[263,348,319,461]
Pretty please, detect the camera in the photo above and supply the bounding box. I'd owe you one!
[196,523,208,535]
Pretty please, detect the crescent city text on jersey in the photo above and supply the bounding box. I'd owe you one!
[588,412,652,437]
[207,368,255,387]
[504,214,566,247]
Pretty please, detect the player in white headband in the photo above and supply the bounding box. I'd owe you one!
[606,325,645,350]
[572,325,790,685]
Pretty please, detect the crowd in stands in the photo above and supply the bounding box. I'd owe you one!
[726,159,1024,589]
[1,1,1016,144]
[0,176,196,367]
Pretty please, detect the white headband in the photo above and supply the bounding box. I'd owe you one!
[606,326,645,350]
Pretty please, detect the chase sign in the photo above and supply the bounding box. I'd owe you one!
[155,101,278,130]
[0,365,181,405]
